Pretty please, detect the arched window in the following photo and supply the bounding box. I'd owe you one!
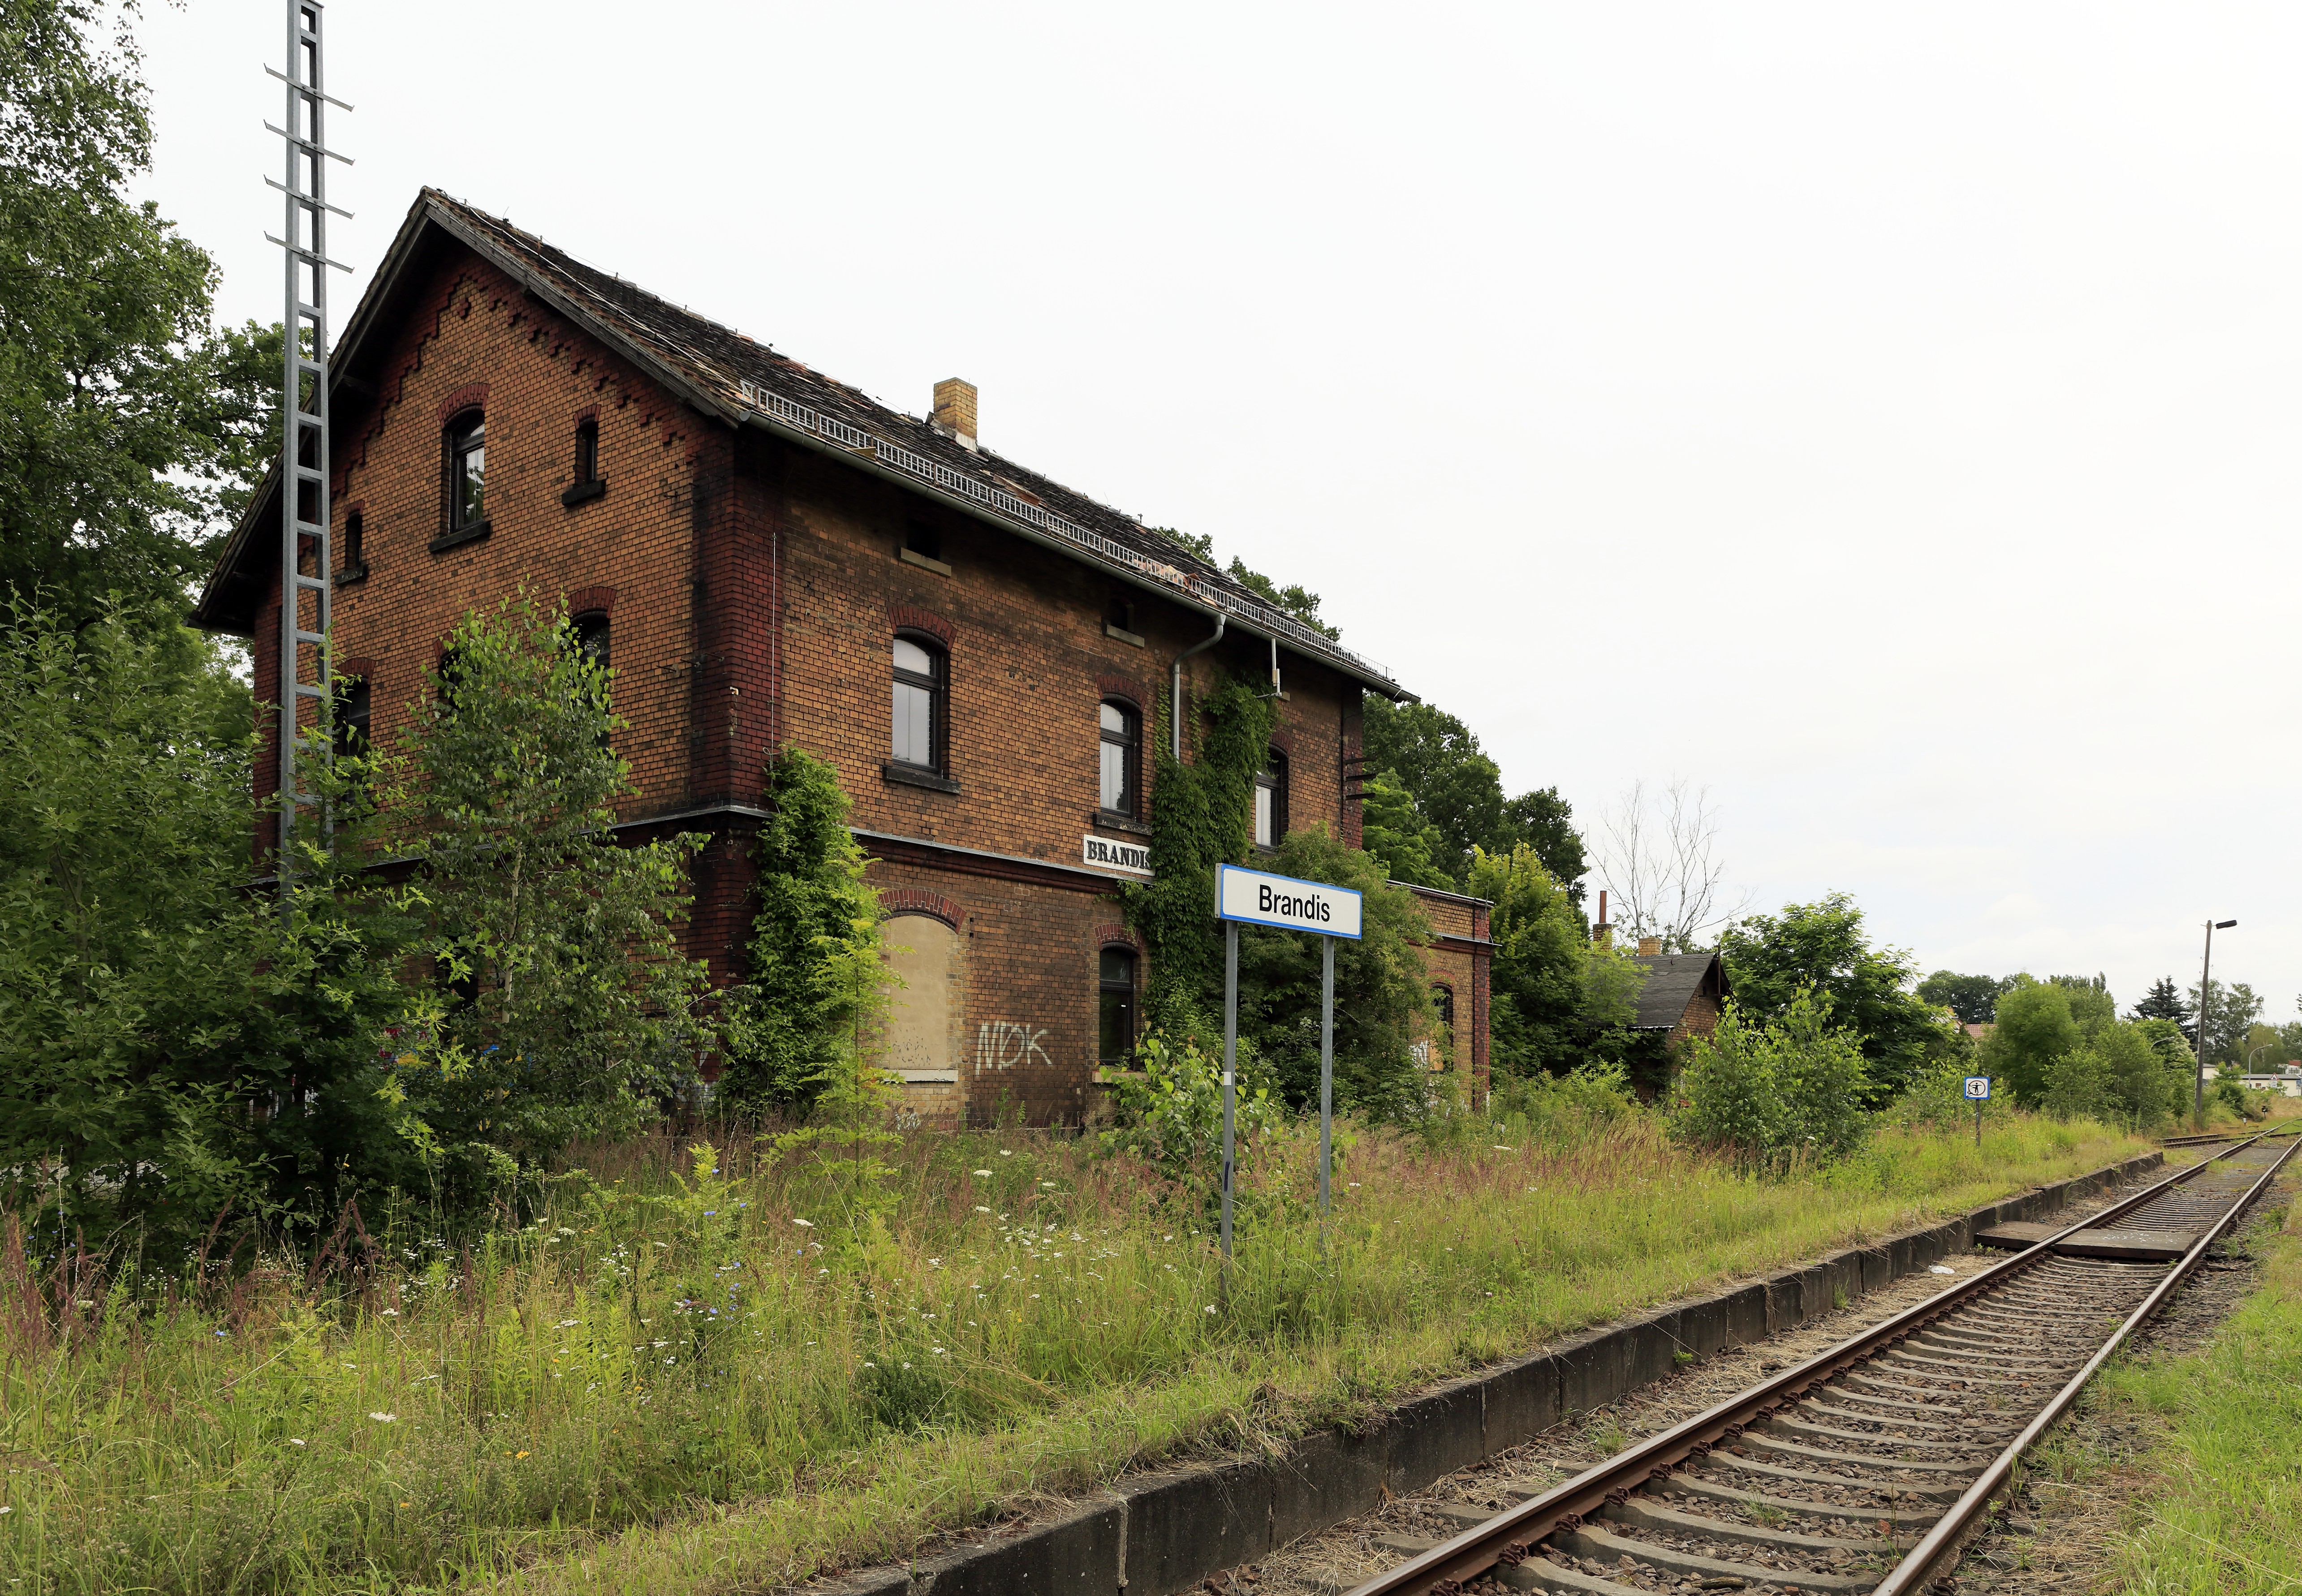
[1254,749,1288,848]
[1099,699,1139,817]
[340,509,365,576]
[1433,985,1456,1035]
[444,410,486,532]
[886,914,961,1079]
[1099,946,1138,1066]
[891,632,946,772]
[572,611,611,675]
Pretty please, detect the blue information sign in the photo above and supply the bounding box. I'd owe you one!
[1963,1076,1991,1101]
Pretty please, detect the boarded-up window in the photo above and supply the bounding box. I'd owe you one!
[884,915,959,1081]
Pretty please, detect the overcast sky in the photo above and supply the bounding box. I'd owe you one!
[132,2,2302,1016]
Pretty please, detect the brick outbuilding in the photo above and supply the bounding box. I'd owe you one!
[193,188,1490,1125]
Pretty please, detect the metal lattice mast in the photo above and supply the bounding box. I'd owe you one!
[265,0,352,884]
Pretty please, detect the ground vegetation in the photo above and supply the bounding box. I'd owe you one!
[0,1108,2149,1596]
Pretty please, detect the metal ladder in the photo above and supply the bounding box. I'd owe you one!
[264,0,353,882]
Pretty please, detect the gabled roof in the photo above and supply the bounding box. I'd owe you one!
[1628,950,1729,1031]
[194,189,1408,699]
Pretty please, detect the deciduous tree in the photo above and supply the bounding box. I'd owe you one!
[1916,970,2016,1027]
[1717,892,1947,1102]
[0,0,277,620]
[384,592,713,1184]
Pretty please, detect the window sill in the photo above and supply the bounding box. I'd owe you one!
[1104,623,1145,648]
[561,478,607,508]
[428,519,491,554]
[882,761,960,795]
[899,548,953,577]
[1252,842,1279,856]
[1090,809,1151,836]
[333,561,368,586]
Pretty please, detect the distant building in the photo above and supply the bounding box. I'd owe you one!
[1628,942,1732,1053]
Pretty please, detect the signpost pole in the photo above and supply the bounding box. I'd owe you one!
[1975,1093,1982,1151]
[1221,918,1238,1304]
[1319,934,1335,1250]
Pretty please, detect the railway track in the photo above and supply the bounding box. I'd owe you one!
[1339,1130,2299,1596]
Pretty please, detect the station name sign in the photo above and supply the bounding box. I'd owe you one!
[1082,835,1154,877]
[1215,863,1364,939]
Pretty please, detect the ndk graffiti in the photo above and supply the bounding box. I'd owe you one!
[976,1020,1054,1075]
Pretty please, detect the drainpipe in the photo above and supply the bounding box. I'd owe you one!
[1171,614,1225,760]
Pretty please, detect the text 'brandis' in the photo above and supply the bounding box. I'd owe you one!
[1259,884,1334,923]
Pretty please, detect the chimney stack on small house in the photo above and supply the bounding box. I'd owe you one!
[932,378,979,449]
[1638,936,1661,956]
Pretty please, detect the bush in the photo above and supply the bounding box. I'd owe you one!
[1669,989,1871,1173]
[1097,1030,1291,1215]
[2043,1022,2172,1131]
[1489,1059,1639,1144]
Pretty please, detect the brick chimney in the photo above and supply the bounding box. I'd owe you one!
[1592,890,1611,948]
[931,378,978,449]
[1637,936,1661,957]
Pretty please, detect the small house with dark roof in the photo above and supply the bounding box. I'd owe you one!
[1628,945,1732,1052]
[192,187,1493,1127]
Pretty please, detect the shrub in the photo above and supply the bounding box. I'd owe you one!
[1669,989,1871,1173]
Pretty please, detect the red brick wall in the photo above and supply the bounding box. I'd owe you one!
[1409,888,1493,1107]
[252,247,709,837]
[261,249,1483,1123]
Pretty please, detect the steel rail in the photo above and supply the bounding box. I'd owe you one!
[1872,1128,2301,1595]
[1340,1137,2270,1596]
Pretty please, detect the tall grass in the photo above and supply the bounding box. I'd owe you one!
[0,1110,2145,1596]
[2103,1201,2302,1595]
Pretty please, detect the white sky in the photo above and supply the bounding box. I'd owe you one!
[133,2,2302,1015]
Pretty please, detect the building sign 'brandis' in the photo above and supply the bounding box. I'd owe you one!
[1082,835,1154,877]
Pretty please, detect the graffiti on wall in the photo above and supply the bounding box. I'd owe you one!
[976,1021,1053,1075]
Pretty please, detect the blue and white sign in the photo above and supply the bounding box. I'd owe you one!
[1215,863,1364,939]
[1963,1076,1991,1101]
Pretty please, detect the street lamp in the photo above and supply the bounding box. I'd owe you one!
[2196,917,2237,1126]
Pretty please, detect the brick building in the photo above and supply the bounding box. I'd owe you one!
[193,188,1490,1125]
[1628,944,1731,1055]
